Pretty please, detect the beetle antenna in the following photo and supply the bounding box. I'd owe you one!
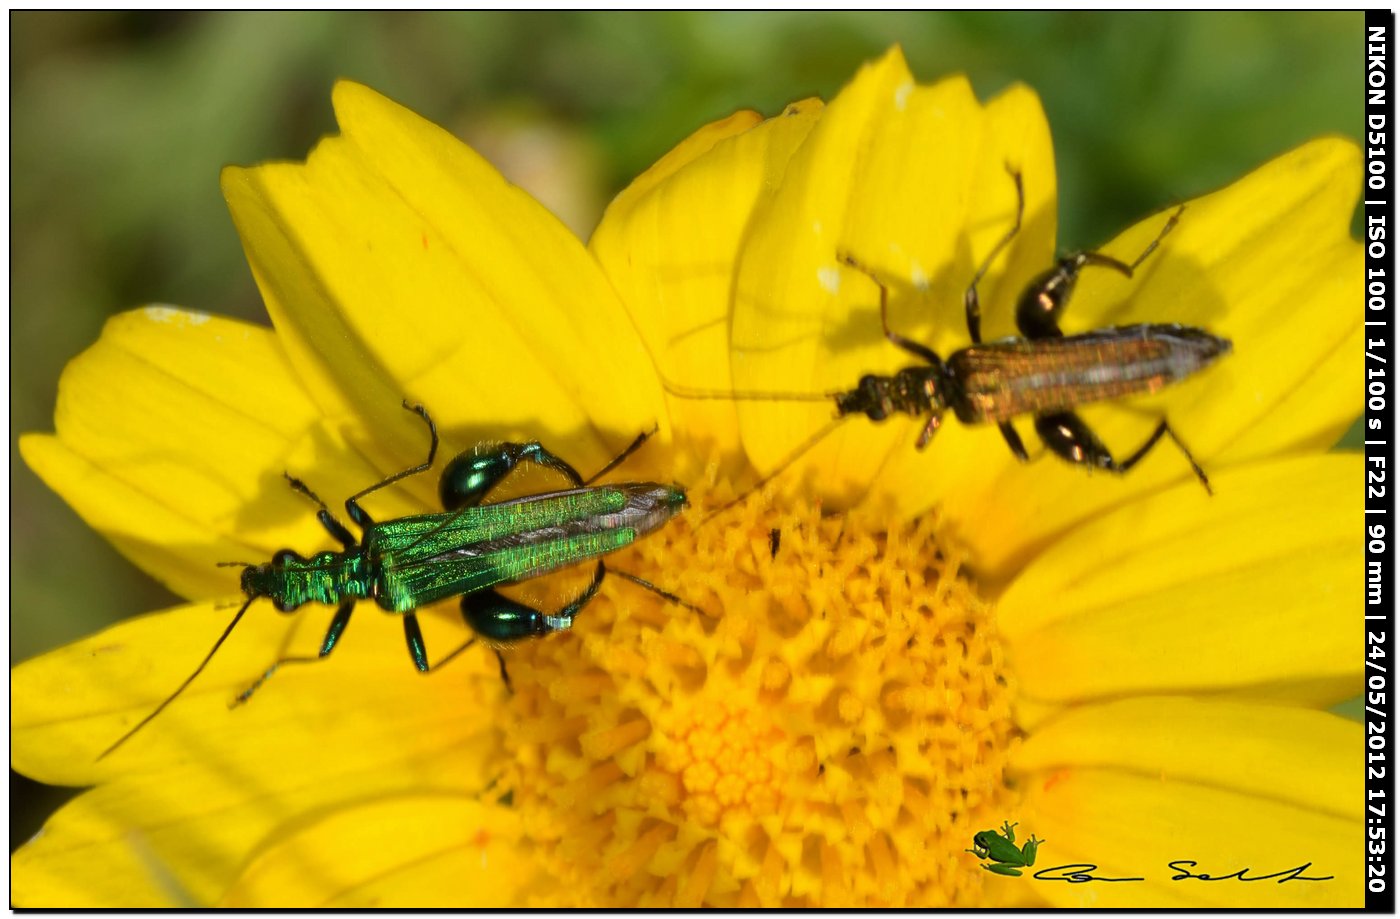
[660,376,840,404]
[699,417,847,527]
[96,594,258,761]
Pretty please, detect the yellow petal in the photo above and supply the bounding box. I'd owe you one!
[999,455,1359,716]
[729,48,923,499]
[221,796,551,907]
[19,308,329,598]
[1023,768,1358,907]
[1187,139,1361,458]
[867,81,1058,516]
[592,101,822,469]
[1013,697,1357,821]
[223,81,662,478]
[941,139,1362,576]
[12,600,503,906]
[730,48,1056,503]
[602,108,765,214]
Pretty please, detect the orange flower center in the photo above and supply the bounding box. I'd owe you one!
[501,475,1022,907]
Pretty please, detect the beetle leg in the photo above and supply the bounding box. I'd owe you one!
[345,401,439,528]
[419,636,511,694]
[1034,411,1119,470]
[604,565,705,616]
[837,251,941,364]
[1016,205,1184,340]
[403,611,429,671]
[426,562,610,690]
[440,425,657,510]
[1034,412,1211,493]
[232,599,357,706]
[1119,419,1212,494]
[283,474,357,548]
[583,427,658,485]
[439,440,586,510]
[491,650,512,692]
[454,561,606,649]
[998,422,1029,461]
[915,413,944,449]
[964,166,1025,345]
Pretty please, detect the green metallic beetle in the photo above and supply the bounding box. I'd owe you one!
[99,402,687,759]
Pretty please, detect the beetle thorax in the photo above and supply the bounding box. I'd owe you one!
[240,560,280,604]
[835,366,947,422]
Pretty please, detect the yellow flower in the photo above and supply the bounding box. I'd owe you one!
[14,47,1361,908]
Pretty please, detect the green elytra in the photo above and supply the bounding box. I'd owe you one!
[99,402,687,759]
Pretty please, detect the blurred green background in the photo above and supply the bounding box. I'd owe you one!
[11,10,1362,844]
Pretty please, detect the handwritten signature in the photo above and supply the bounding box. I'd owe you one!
[1030,861,1333,884]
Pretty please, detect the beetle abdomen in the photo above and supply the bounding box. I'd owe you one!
[946,324,1231,423]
